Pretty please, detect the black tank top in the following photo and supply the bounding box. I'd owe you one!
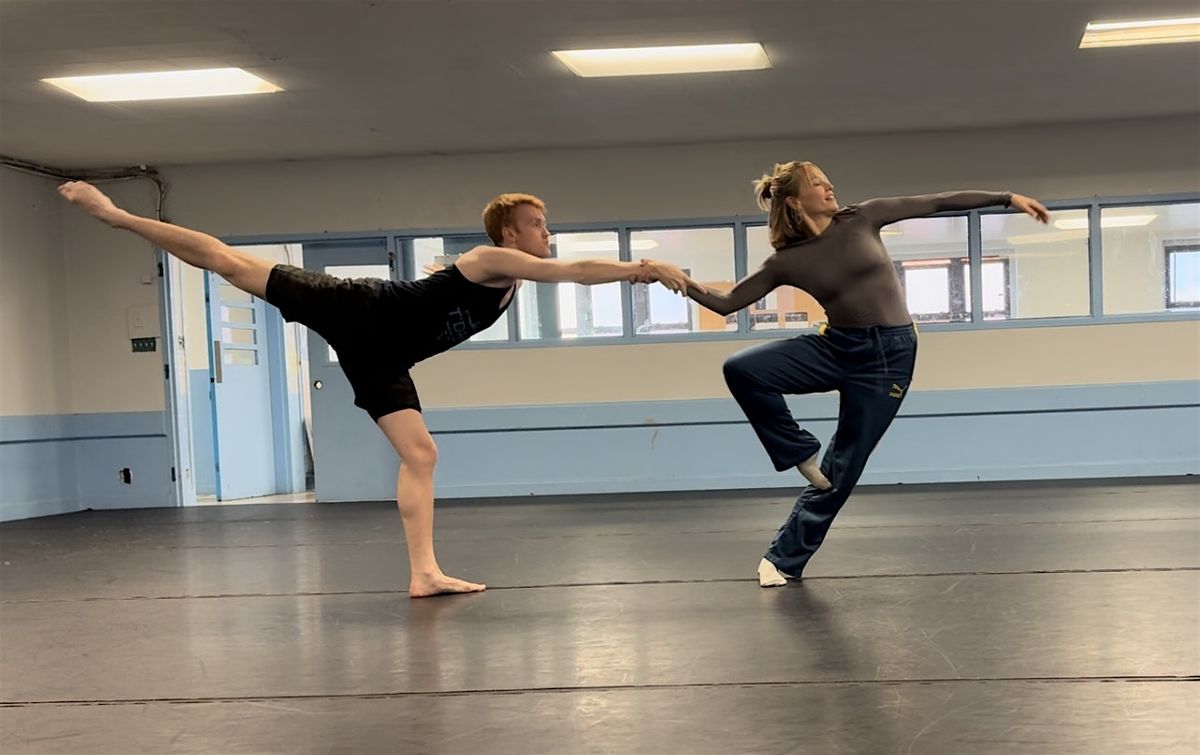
[383,264,513,365]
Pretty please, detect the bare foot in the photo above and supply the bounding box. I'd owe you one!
[757,558,787,587]
[797,453,832,491]
[409,572,487,599]
[57,181,125,226]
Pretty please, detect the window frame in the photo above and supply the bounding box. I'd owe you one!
[214,192,1200,351]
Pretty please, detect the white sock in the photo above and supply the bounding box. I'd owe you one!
[797,453,832,490]
[758,558,788,587]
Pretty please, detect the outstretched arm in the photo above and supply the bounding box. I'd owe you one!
[859,191,1050,226]
[461,246,702,292]
[684,262,780,316]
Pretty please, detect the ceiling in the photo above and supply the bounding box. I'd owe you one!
[1,0,1196,168]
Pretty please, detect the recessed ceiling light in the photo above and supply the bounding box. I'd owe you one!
[1080,16,1200,48]
[1055,214,1158,230]
[42,67,283,102]
[1006,230,1090,245]
[552,43,771,77]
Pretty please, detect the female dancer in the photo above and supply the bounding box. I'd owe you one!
[675,161,1048,586]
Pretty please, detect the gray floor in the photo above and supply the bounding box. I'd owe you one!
[1,478,1197,754]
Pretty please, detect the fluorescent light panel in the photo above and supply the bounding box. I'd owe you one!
[552,43,770,77]
[1002,213,1159,243]
[1055,213,1158,230]
[42,67,282,102]
[1080,16,1200,48]
[1007,230,1089,245]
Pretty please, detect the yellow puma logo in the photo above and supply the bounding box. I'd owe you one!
[889,383,906,398]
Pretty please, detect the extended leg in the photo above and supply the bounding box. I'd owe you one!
[58,180,273,297]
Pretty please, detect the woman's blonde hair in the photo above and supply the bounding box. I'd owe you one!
[754,161,819,249]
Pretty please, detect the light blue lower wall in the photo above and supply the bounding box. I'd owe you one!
[0,412,171,522]
[2,382,1196,520]
[310,381,1200,501]
[0,414,79,521]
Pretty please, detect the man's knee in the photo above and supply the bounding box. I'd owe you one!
[401,437,438,472]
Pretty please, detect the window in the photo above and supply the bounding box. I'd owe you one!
[883,216,974,323]
[1167,245,1200,309]
[969,259,1013,320]
[891,257,1012,323]
[980,208,1091,319]
[324,265,389,281]
[631,227,736,335]
[898,261,954,321]
[746,225,823,330]
[1101,202,1200,315]
[411,237,510,342]
[518,232,624,340]
[285,192,1195,353]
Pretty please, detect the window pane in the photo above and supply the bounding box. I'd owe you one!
[1101,202,1200,314]
[1169,248,1200,307]
[981,208,1091,319]
[746,225,824,330]
[325,264,389,281]
[412,237,450,273]
[411,237,509,342]
[884,217,971,323]
[519,232,623,340]
[903,265,950,317]
[632,227,735,335]
[221,306,255,325]
[219,283,252,303]
[221,327,256,346]
[961,259,1012,321]
[223,349,258,366]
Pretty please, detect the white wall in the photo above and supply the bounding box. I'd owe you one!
[403,320,1199,407]
[0,170,72,416]
[60,180,163,413]
[180,263,208,369]
[162,116,1200,235]
[1,171,173,521]
[53,114,1200,414]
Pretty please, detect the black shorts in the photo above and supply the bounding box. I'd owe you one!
[264,265,421,420]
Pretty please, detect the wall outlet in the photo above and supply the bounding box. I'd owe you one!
[131,337,157,353]
[127,306,160,338]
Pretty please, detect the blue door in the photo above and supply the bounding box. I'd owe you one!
[301,239,393,502]
[206,273,276,500]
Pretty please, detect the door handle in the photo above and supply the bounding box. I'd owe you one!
[213,341,223,383]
